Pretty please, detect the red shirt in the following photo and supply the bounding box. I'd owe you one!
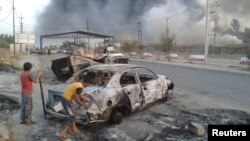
[20,71,33,94]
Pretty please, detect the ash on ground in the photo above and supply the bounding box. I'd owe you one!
[0,63,20,73]
[0,94,20,111]
[29,99,250,141]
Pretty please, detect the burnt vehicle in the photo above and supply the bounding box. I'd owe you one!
[51,47,128,81]
[46,64,174,124]
[102,46,129,64]
[51,55,107,82]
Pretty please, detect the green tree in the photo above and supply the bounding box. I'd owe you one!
[60,41,71,49]
[0,39,10,48]
[0,34,14,48]
[160,28,175,53]
[121,40,138,52]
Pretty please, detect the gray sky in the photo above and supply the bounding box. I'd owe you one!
[1,0,250,44]
[0,0,49,34]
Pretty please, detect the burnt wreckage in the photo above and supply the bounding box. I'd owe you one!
[46,64,174,124]
[51,46,129,81]
[40,31,128,81]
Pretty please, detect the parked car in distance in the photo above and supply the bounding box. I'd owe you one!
[103,46,129,64]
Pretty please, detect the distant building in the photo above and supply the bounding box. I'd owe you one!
[10,33,35,53]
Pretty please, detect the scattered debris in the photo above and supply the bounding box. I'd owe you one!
[0,94,20,111]
[51,46,128,81]
[188,122,205,136]
[46,64,174,125]
[0,123,10,141]
[0,63,20,73]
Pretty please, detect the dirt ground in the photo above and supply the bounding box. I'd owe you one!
[0,54,250,141]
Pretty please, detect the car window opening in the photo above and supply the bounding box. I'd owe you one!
[136,68,158,83]
[79,70,114,86]
[138,74,157,83]
[120,72,137,86]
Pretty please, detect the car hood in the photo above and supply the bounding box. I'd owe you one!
[83,86,105,94]
[48,83,105,96]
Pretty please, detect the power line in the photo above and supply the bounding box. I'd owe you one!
[14,9,20,22]
[0,8,12,21]
[8,0,12,6]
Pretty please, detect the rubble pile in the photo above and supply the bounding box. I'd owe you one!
[0,63,20,73]
[0,94,20,111]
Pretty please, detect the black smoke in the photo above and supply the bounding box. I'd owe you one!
[35,0,205,42]
[36,0,166,36]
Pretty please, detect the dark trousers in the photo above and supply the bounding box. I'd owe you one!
[20,93,33,122]
[61,98,76,125]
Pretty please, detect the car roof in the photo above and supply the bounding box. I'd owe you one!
[87,64,138,73]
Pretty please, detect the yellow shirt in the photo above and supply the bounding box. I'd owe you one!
[63,82,83,101]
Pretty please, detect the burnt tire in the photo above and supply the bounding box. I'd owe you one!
[161,91,169,102]
[109,110,123,124]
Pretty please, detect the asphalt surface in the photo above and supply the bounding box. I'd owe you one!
[41,54,250,111]
[129,60,250,112]
[40,54,250,111]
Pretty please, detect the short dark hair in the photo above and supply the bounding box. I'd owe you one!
[76,88,83,94]
[23,62,33,71]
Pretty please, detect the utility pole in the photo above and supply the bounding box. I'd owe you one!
[12,0,16,55]
[164,17,169,48]
[214,33,216,45]
[204,0,220,63]
[213,19,218,46]
[19,16,24,33]
[138,22,142,50]
[204,0,209,64]
[87,19,90,48]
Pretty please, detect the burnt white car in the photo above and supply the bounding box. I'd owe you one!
[45,64,174,124]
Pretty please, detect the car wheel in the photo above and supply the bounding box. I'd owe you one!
[109,110,123,124]
[161,91,169,102]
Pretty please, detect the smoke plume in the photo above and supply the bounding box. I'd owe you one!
[35,0,250,44]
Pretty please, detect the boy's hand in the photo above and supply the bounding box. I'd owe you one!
[37,70,42,76]
[82,104,90,110]
[83,95,91,102]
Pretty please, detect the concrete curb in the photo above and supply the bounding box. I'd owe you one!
[129,58,250,75]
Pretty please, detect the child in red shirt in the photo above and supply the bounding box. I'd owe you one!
[20,62,42,125]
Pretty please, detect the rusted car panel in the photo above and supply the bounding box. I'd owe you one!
[51,47,129,81]
[51,56,75,82]
[46,64,174,124]
[51,55,108,81]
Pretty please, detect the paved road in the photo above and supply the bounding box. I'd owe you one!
[129,60,250,111]
[40,54,250,111]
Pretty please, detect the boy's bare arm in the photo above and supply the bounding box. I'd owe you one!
[32,70,42,83]
[75,94,89,109]
[80,94,91,102]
